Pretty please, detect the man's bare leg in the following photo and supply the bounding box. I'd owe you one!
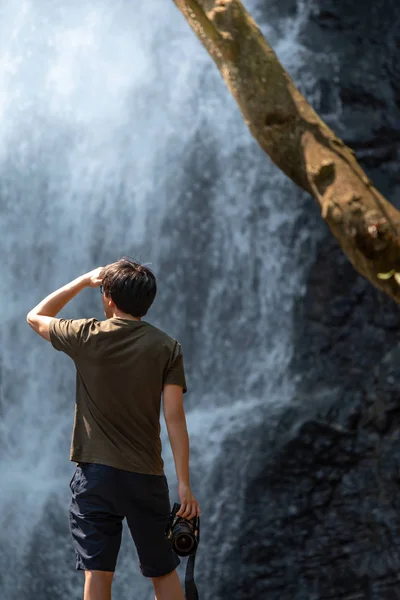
[152,569,184,600]
[84,570,114,600]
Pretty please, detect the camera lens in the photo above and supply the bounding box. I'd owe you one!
[175,533,195,554]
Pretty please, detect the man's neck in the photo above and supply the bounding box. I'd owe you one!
[112,312,141,322]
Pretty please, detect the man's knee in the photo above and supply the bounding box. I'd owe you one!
[84,571,115,600]
[151,568,177,583]
[85,570,114,584]
[151,569,184,600]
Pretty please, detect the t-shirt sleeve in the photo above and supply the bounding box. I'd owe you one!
[49,318,94,360]
[163,341,187,393]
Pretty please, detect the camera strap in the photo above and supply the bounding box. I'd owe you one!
[185,516,200,600]
[184,553,198,600]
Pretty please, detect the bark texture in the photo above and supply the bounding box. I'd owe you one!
[173,0,400,302]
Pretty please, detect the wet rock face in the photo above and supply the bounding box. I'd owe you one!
[302,0,400,150]
[217,334,400,599]
[222,416,400,600]
[292,238,400,405]
[215,1,400,598]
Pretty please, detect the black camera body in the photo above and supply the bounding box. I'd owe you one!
[166,503,200,557]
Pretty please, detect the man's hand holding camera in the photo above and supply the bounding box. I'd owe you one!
[177,482,200,519]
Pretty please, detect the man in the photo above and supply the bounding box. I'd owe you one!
[27,257,200,600]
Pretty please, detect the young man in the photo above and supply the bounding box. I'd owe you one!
[27,258,199,600]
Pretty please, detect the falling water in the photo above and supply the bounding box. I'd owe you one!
[0,1,328,598]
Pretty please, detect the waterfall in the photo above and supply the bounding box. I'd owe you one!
[0,1,327,597]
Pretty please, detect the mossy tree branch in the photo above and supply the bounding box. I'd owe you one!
[173,0,400,301]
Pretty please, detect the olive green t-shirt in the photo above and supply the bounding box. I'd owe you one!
[49,317,187,475]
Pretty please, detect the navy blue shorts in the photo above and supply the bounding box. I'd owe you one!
[68,462,180,577]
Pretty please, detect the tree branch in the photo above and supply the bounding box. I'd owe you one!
[173,0,400,302]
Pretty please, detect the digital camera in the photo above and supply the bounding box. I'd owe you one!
[166,503,200,557]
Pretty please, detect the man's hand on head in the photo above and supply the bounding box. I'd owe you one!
[82,267,105,289]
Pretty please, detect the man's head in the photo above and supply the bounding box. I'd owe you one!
[100,257,157,319]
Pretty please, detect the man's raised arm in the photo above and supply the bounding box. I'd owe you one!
[26,267,104,341]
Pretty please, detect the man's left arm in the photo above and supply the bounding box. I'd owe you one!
[26,267,103,342]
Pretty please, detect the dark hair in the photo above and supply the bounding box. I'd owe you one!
[101,257,157,317]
